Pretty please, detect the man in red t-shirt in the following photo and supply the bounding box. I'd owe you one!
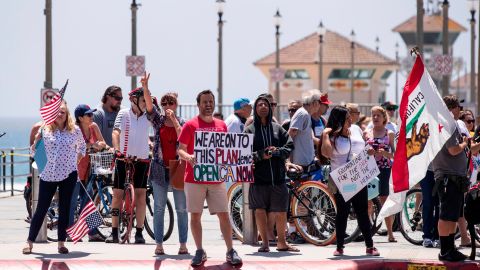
[178,90,242,267]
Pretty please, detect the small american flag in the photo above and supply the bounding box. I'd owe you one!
[40,79,69,125]
[66,201,103,244]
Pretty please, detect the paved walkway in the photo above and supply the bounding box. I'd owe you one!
[1,195,479,269]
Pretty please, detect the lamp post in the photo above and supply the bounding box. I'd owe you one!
[441,0,450,96]
[468,0,477,106]
[375,36,380,52]
[417,0,424,57]
[317,21,326,91]
[350,30,356,103]
[395,42,399,106]
[274,9,282,120]
[130,0,138,91]
[44,0,52,90]
[216,0,225,115]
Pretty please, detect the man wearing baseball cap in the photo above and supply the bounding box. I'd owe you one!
[224,98,252,133]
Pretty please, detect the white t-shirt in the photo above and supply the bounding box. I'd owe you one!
[457,119,470,138]
[113,108,151,159]
[225,113,244,133]
[330,126,366,171]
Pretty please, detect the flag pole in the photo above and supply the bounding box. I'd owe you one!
[76,176,107,226]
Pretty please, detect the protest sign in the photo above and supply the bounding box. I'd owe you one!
[193,131,254,183]
[329,147,380,202]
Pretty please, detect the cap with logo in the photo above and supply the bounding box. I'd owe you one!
[74,104,97,120]
[233,98,251,111]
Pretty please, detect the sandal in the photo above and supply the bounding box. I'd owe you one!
[276,246,300,252]
[388,238,397,243]
[178,248,189,255]
[22,246,32,255]
[257,246,270,252]
[155,247,165,255]
[58,246,69,254]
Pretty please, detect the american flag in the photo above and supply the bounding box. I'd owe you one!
[66,201,103,244]
[40,80,69,125]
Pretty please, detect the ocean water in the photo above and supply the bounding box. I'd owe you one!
[0,117,39,187]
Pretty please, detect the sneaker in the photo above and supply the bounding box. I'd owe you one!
[191,249,207,266]
[377,229,388,236]
[333,248,344,256]
[438,249,467,262]
[422,238,434,248]
[433,240,440,248]
[134,233,146,244]
[105,234,119,243]
[88,233,105,242]
[226,248,242,265]
[287,232,306,244]
[366,247,380,256]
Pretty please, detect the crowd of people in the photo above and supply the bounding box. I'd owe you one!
[22,71,480,264]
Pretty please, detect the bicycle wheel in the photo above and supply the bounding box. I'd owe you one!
[144,190,174,242]
[120,184,135,244]
[46,199,59,242]
[227,183,243,242]
[291,181,337,246]
[93,185,113,238]
[399,188,423,245]
[344,196,383,244]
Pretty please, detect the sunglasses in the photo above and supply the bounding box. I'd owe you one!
[270,102,278,107]
[161,101,176,106]
[288,108,298,113]
[109,94,123,101]
[466,120,475,124]
[350,111,360,114]
[84,113,93,118]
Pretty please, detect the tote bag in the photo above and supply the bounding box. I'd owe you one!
[169,159,186,190]
[33,129,47,174]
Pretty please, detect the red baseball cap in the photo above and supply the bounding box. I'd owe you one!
[320,94,332,105]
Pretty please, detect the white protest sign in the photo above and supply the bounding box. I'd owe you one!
[330,147,380,202]
[470,156,480,185]
[193,131,254,183]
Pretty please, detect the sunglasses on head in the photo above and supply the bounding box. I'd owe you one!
[109,94,123,101]
[161,101,176,106]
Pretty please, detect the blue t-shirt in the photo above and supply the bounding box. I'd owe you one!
[312,117,325,139]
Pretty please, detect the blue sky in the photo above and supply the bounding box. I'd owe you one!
[0,0,476,118]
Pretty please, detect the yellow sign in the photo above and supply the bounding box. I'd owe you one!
[407,264,446,270]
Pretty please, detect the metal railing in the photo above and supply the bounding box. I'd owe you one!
[177,103,375,122]
[0,147,31,196]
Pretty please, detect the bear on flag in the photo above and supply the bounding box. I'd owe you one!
[378,50,457,221]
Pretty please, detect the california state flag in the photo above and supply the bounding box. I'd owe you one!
[378,55,457,221]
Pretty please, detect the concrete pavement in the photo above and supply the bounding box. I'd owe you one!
[1,194,479,269]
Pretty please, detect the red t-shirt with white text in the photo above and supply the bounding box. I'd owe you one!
[178,116,227,184]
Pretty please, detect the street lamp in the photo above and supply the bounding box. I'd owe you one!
[274,9,282,120]
[395,42,399,107]
[317,21,326,90]
[350,30,356,103]
[216,0,225,115]
[441,0,450,96]
[468,0,477,106]
[375,36,380,52]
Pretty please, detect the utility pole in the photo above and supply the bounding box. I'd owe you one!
[217,0,225,115]
[417,0,424,57]
[44,0,52,89]
[395,42,399,106]
[274,10,282,120]
[441,0,450,96]
[350,30,356,103]
[131,0,138,91]
[469,1,477,107]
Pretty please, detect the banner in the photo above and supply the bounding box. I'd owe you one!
[330,147,380,201]
[193,131,254,183]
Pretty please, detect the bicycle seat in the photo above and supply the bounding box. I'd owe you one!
[286,168,303,181]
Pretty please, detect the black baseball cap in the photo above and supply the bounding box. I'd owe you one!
[381,101,398,111]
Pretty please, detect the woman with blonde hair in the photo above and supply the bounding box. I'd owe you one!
[23,101,86,254]
[365,105,396,242]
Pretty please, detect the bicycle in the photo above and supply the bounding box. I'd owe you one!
[115,156,137,244]
[227,166,338,246]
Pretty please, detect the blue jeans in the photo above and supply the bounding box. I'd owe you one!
[420,170,439,240]
[152,170,188,245]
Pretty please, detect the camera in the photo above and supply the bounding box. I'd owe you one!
[267,150,273,156]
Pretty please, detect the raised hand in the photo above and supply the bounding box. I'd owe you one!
[140,71,150,91]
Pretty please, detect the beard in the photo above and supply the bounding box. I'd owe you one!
[110,103,121,112]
